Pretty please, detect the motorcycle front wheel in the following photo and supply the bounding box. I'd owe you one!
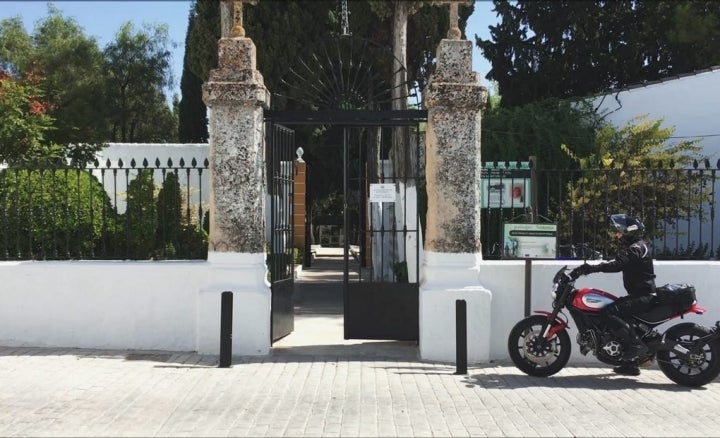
[508,315,571,377]
[657,323,720,387]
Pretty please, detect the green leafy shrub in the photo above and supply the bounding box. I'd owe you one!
[122,170,157,259]
[155,172,182,256]
[0,166,115,259]
[293,246,303,265]
[175,223,208,259]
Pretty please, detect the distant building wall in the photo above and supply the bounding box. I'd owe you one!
[592,68,720,162]
[94,143,209,216]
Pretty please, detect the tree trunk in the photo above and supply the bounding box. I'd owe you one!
[390,2,418,281]
[390,2,418,183]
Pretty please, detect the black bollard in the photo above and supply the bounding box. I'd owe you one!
[219,291,233,368]
[455,299,468,375]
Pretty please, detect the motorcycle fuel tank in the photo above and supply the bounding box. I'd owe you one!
[572,288,619,312]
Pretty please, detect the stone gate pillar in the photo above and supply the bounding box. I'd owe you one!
[197,13,271,356]
[420,33,491,363]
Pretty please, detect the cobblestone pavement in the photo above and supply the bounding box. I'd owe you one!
[1,346,720,437]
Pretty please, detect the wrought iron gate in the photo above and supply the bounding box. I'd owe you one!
[265,110,424,342]
[264,31,426,342]
[266,123,295,342]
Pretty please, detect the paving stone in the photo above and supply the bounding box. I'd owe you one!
[2,339,720,436]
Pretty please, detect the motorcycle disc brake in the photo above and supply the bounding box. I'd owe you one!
[523,330,557,366]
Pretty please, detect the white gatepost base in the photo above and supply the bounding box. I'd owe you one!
[420,252,492,364]
[197,252,271,356]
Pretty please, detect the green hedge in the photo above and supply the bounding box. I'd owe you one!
[0,167,114,259]
[0,167,208,260]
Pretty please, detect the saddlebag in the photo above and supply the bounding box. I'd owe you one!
[656,283,696,313]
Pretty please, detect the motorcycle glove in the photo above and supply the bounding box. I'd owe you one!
[577,263,599,276]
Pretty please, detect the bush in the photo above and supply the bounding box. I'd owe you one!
[155,172,182,257]
[122,170,158,259]
[0,166,115,259]
[0,165,209,261]
[175,224,208,259]
[293,246,303,265]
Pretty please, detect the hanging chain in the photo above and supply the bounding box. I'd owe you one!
[341,0,351,36]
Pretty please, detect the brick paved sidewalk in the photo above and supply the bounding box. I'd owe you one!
[1,347,719,437]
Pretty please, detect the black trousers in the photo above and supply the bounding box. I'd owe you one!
[602,293,656,340]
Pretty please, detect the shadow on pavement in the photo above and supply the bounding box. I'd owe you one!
[271,251,420,360]
[460,369,701,392]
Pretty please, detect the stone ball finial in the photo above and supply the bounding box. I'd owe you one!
[296,147,305,162]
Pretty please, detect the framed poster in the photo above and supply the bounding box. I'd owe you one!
[502,223,557,259]
[480,162,531,209]
[482,178,530,208]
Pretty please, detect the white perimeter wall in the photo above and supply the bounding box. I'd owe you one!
[2,259,718,364]
[94,143,210,214]
[0,259,271,356]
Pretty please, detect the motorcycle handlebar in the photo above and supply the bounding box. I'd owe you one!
[567,268,581,281]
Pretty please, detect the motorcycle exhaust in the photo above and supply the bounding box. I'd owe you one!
[653,324,720,359]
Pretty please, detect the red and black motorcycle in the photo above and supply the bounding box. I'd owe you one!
[508,265,720,387]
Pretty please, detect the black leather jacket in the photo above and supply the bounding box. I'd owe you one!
[596,238,657,295]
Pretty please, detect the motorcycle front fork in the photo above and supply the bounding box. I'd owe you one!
[537,308,568,340]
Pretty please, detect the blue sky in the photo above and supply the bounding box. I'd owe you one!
[1,1,498,100]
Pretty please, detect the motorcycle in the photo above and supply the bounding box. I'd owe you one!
[508,265,720,387]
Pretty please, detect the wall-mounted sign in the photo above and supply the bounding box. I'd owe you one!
[502,223,557,259]
[482,178,530,208]
[481,162,531,209]
[369,183,396,203]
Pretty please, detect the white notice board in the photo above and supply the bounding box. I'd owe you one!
[369,183,396,203]
[503,223,557,259]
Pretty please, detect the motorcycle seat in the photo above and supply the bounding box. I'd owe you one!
[634,284,696,324]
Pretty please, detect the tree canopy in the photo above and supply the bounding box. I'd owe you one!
[0,5,178,156]
[558,116,707,256]
[182,0,471,111]
[103,22,176,142]
[481,97,600,167]
[0,69,60,163]
[0,8,106,146]
[476,0,720,107]
[181,0,472,215]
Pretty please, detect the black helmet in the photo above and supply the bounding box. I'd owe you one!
[609,213,645,241]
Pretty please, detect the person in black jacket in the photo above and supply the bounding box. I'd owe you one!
[575,213,657,376]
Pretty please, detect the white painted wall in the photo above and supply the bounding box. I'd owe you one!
[0,259,271,356]
[593,68,720,163]
[93,143,210,214]
[2,259,717,365]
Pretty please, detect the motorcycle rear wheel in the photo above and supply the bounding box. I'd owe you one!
[508,315,571,377]
[657,323,720,387]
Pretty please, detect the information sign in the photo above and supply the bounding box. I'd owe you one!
[502,223,557,259]
[369,183,396,203]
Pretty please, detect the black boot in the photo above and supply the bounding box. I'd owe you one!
[621,339,648,361]
[613,364,641,376]
[610,319,648,361]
